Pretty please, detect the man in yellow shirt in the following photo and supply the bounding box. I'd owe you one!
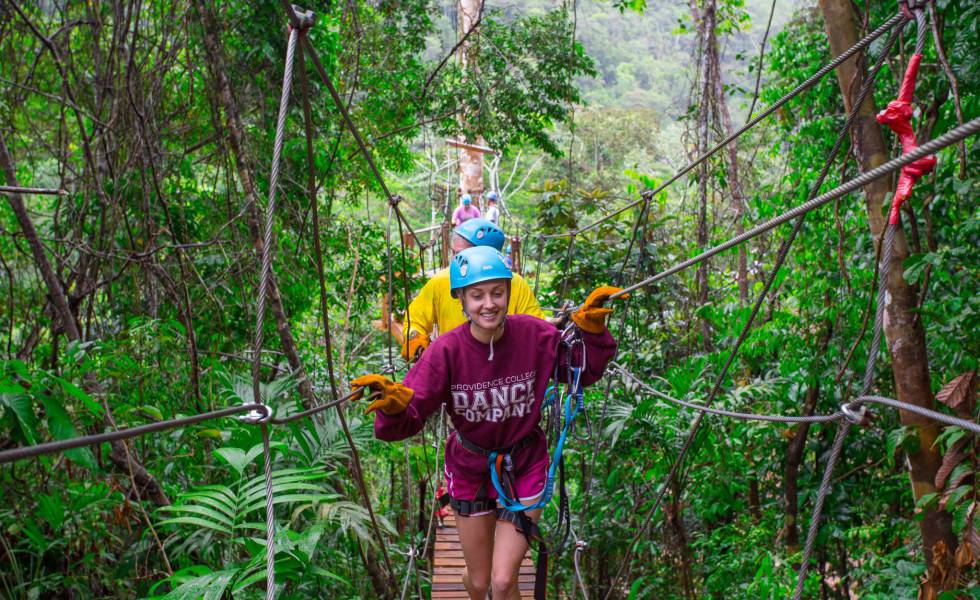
[402,218,546,361]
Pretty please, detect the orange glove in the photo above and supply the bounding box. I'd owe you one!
[571,285,628,334]
[400,332,430,362]
[350,374,414,415]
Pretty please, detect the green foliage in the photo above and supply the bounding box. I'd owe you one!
[0,0,977,598]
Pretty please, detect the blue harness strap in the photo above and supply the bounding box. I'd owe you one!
[489,365,584,512]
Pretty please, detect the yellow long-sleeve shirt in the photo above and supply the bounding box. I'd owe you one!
[406,268,545,339]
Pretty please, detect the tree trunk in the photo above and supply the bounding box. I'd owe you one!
[690,0,716,352]
[0,130,169,506]
[193,0,316,408]
[784,381,821,554]
[457,0,486,199]
[708,52,749,305]
[818,0,957,573]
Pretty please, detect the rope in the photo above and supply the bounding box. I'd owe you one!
[573,540,589,600]
[248,24,299,598]
[0,404,270,464]
[793,418,850,598]
[611,114,980,300]
[614,363,842,424]
[854,395,980,435]
[270,389,380,425]
[398,546,418,600]
[260,423,276,596]
[542,12,907,241]
[419,409,447,562]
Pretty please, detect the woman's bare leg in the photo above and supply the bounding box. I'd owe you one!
[455,509,497,599]
[491,498,542,600]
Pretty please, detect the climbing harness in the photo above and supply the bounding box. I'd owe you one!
[433,323,588,599]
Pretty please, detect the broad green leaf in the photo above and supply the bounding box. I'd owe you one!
[0,386,37,444]
[39,394,97,470]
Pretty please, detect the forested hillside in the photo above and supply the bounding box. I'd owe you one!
[0,0,977,599]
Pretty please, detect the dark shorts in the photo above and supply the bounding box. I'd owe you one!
[444,429,548,516]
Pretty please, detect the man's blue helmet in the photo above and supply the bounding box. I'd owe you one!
[461,194,472,205]
[486,191,498,201]
[450,246,513,298]
[455,218,506,251]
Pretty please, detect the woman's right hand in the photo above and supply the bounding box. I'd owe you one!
[350,374,414,415]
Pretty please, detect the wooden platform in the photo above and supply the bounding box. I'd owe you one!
[431,513,537,599]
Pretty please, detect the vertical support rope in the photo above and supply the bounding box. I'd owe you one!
[533,234,545,297]
[250,25,298,599]
[252,27,298,405]
[261,423,276,598]
[558,234,576,302]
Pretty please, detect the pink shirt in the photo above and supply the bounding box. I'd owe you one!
[452,204,481,224]
[375,315,616,472]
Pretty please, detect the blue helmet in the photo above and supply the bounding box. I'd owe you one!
[450,246,513,298]
[461,194,472,205]
[486,191,498,201]
[455,218,506,251]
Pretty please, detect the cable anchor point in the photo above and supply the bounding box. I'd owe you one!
[239,403,273,424]
[840,402,869,426]
[286,5,316,32]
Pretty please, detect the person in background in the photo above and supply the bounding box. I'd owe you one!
[452,193,481,226]
[401,218,545,362]
[484,191,500,226]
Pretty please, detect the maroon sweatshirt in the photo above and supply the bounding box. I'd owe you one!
[375,315,617,456]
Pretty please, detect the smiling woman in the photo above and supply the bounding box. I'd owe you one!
[350,246,625,598]
[451,247,513,353]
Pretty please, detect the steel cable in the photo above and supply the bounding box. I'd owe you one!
[0,404,271,465]
[398,546,418,600]
[611,114,980,300]
[616,360,980,434]
[615,363,843,424]
[249,24,299,599]
[260,423,276,597]
[854,395,980,435]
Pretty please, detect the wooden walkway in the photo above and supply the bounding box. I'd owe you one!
[431,512,537,599]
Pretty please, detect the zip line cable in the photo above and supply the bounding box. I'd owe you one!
[610,115,980,300]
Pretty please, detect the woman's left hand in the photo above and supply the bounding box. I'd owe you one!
[572,285,628,333]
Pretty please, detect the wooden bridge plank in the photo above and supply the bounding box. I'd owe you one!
[430,511,536,599]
